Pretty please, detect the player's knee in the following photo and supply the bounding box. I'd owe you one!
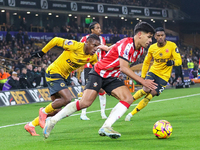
[150,90,157,96]
[124,95,134,105]
[80,101,92,109]
[63,97,72,106]
[143,87,151,93]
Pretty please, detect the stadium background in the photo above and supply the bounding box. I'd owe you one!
[0,1,200,149]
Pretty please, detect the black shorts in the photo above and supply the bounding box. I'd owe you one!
[45,73,69,96]
[84,68,92,84]
[85,68,125,95]
[146,72,167,96]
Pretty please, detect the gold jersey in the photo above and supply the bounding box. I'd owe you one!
[141,41,182,82]
[42,37,98,79]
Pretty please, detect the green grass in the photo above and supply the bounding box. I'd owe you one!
[0,86,200,150]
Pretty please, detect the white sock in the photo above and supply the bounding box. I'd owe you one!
[81,108,87,116]
[29,122,35,127]
[42,108,48,114]
[51,101,77,122]
[102,102,127,128]
[99,94,106,115]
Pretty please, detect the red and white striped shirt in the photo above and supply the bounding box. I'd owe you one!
[94,37,144,78]
[80,34,106,68]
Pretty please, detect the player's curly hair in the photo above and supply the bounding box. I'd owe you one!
[155,27,165,33]
[89,21,99,32]
[86,34,100,42]
[134,21,155,35]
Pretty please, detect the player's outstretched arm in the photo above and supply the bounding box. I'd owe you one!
[97,44,115,51]
[31,37,65,58]
[42,37,66,54]
[119,58,157,90]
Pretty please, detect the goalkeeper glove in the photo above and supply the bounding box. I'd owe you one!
[31,51,45,58]
[166,60,174,66]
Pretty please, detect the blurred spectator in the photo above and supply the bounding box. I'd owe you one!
[187,60,194,71]
[0,68,10,90]
[45,24,52,32]
[24,31,29,44]
[2,71,20,91]
[26,63,34,85]
[16,30,23,46]
[32,66,41,88]
[6,31,12,44]
[20,17,27,31]
[15,68,20,75]
[19,67,33,89]
[15,57,25,73]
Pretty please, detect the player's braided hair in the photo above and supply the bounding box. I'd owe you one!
[134,21,155,35]
[89,21,99,32]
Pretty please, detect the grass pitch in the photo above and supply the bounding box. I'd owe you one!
[0,86,200,150]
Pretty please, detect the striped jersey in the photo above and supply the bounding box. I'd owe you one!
[94,37,144,78]
[80,34,106,68]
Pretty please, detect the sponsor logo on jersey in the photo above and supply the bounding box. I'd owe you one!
[175,48,179,53]
[64,40,73,45]
[66,59,81,68]
[159,53,163,57]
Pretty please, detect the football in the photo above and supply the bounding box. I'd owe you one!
[153,120,173,139]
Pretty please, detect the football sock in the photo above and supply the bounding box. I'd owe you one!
[81,108,87,116]
[102,101,130,128]
[99,94,106,115]
[44,103,55,114]
[52,101,78,122]
[133,89,147,101]
[130,93,153,116]
[30,117,39,127]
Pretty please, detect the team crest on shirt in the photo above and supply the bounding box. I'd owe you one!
[166,49,169,53]
[60,83,65,87]
[87,58,90,62]
[50,82,54,86]
[65,40,73,45]
[93,82,98,87]
[159,53,163,57]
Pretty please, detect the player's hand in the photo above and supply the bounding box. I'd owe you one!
[31,51,45,58]
[143,79,157,91]
[97,44,109,51]
[166,60,174,66]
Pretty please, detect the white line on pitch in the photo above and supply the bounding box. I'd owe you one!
[0,93,199,129]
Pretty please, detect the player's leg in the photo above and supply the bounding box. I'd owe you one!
[43,72,102,138]
[99,89,107,119]
[39,88,72,128]
[24,117,40,136]
[80,68,91,120]
[99,81,133,139]
[126,73,167,121]
[43,89,98,139]
[171,73,179,86]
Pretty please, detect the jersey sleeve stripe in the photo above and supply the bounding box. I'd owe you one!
[119,56,129,62]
